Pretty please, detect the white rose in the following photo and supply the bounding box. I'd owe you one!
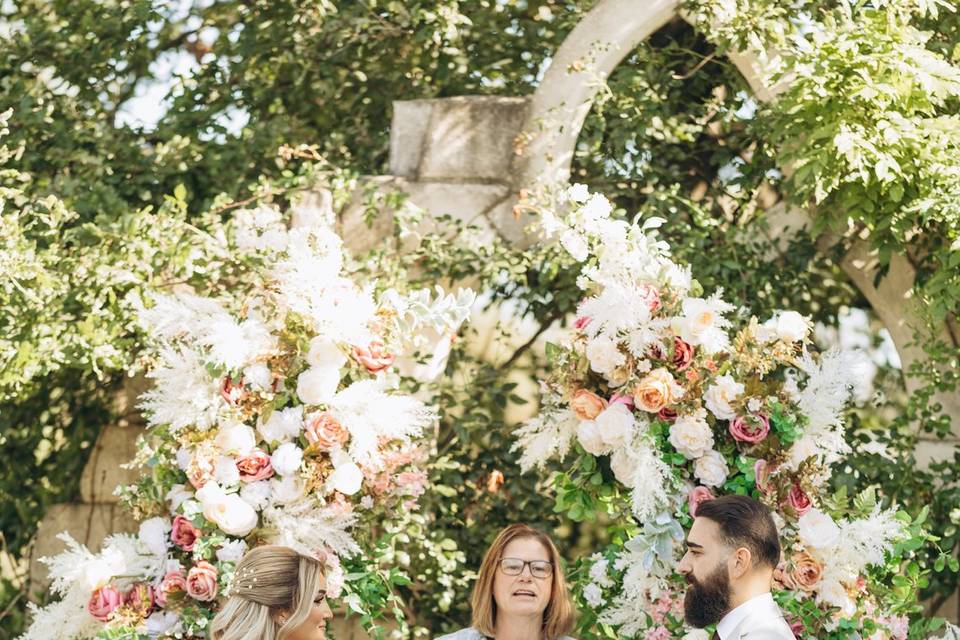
[797,509,841,551]
[145,612,182,637]
[693,450,728,488]
[610,449,638,487]
[257,406,303,444]
[165,484,193,514]
[567,183,590,203]
[306,336,347,369]
[704,374,744,421]
[817,577,856,616]
[196,482,258,537]
[560,229,589,262]
[675,298,717,342]
[214,422,256,456]
[577,420,610,456]
[215,456,241,486]
[270,475,307,504]
[270,442,303,476]
[243,363,272,390]
[297,366,341,405]
[595,403,636,449]
[788,434,819,469]
[668,410,714,459]
[239,480,273,511]
[585,336,625,376]
[776,310,809,343]
[138,517,171,556]
[215,539,249,563]
[328,450,364,495]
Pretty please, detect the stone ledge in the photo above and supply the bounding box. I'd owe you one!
[29,503,139,593]
[79,423,145,504]
[390,96,529,182]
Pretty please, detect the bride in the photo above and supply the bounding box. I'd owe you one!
[210,545,333,640]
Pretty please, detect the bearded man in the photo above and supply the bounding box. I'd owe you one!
[677,494,794,639]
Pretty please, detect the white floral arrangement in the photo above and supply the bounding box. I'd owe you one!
[514,184,928,639]
[21,196,474,639]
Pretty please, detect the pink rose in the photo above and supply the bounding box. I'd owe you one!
[687,486,715,517]
[236,449,274,482]
[304,412,350,451]
[87,585,123,621]
[186,561,219,602]
[609,393,634,409]
[729,414,770,444]
[786,483,812,516]
[353,341,394,373]
[171,515,200,551]
[124,583,155,614]
[573,315,591,330]
[672,337,694,371]
[156,570,187,608]
[639,284,661,313]
[657,407,678,422]
[570,389,608,421]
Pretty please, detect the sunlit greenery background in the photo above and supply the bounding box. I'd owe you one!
[2,0,959,636]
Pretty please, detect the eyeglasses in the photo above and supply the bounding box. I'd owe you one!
[499,558,553,579]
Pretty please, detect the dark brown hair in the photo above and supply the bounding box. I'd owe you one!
[471,524,575,639]
[695,494,780,568]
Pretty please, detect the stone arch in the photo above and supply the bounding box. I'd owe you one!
[507,0,960,466]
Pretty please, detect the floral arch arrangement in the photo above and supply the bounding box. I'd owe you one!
[513,185,952,639]
[21,194,474,639]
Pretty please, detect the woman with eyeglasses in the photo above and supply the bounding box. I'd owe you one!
[437,524,576,640]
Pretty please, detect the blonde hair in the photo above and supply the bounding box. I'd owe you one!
[471,524,575,640]
[210,545,324,640]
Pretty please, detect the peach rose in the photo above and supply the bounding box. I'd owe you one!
[790,552,823,592]
[170,515,200,551]
[570,389,608,421]
[786,483,812,516]
[687,486,715,517]
[87,585,123,621]
[236,449,274,482]
[186,561,219,602]
[353,341,395,373]
[304,412,350,451]
[156,570,187,608]
[633,368,683,413]
[672,337,695,371]
[729,414,770,444]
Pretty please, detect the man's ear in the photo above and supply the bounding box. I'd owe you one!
[730,546,753,579]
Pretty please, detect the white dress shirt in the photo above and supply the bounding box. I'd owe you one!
[715,592,792,640]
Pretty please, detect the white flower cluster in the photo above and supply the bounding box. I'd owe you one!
[797,507,905,614]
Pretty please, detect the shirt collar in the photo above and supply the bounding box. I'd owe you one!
[716,592,776,640]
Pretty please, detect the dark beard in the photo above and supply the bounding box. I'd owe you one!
[683,561,732,628]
